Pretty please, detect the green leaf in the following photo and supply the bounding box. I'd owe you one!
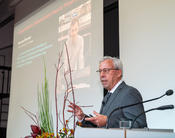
[38,64,54,133]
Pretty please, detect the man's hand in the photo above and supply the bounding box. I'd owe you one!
[67,102,85,120]
[85,111,107,127]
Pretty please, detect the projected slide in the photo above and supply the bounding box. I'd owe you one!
[8,0,103,137]
[14,0,92,91]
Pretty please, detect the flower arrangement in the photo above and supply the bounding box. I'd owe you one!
[23,44,77,138]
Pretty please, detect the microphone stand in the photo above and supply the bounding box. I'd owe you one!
[130,105,174,129]
[130,108,156,129]
[106,90,173,128]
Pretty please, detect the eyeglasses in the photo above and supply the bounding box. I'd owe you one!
[96,68,118,74]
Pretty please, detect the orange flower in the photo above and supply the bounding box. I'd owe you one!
[66,120,69,124]
[63,127,65,132]
[62,127,69,134]
[70,129,74,134]
[50,133,54,137]
[76,121,82,126]
[43,132,49,137]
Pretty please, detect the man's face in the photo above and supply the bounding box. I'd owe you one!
[70,22,79,37]
[99,59,121,91]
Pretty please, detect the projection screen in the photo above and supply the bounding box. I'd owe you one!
[7,0,103,137]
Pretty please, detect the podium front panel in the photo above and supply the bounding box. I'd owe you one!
[127,129,175,138]
[75,127,124,138]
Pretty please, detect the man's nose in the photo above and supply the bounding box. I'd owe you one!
[100,71,105,77]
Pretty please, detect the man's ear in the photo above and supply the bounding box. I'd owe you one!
[117,69,122,78]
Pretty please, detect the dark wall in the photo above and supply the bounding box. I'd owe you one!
[104,1,119,58]
[15,0,50,23]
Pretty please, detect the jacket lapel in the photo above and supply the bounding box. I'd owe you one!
[101,81,126,115]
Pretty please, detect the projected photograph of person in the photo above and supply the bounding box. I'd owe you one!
[63,17,84,71]
[57,0,91,92]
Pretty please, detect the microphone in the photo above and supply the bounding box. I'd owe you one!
[165,89,173,96]
[156,104,174,110]
[106,89,173,128]
[130,104,174,129]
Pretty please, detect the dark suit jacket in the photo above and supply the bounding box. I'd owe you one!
[80,81,147,128]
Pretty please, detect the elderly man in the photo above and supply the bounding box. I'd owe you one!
[68,56,147,128]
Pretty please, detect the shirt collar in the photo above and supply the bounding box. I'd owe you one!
[109,79,123,94]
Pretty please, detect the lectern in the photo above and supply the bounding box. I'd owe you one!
[75,127,175,138]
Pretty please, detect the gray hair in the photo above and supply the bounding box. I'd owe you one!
[99,56,123,76]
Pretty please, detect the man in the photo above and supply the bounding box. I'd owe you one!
[68,56,147,128]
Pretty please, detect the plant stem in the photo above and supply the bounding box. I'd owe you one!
[65,42,76,133]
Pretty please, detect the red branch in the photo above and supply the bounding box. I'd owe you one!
[21,106,39,127]
[55,51,63,137]
[64,42,76,132]
[62,71,70,135]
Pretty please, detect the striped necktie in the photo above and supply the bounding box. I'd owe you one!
[104,92,112,105]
